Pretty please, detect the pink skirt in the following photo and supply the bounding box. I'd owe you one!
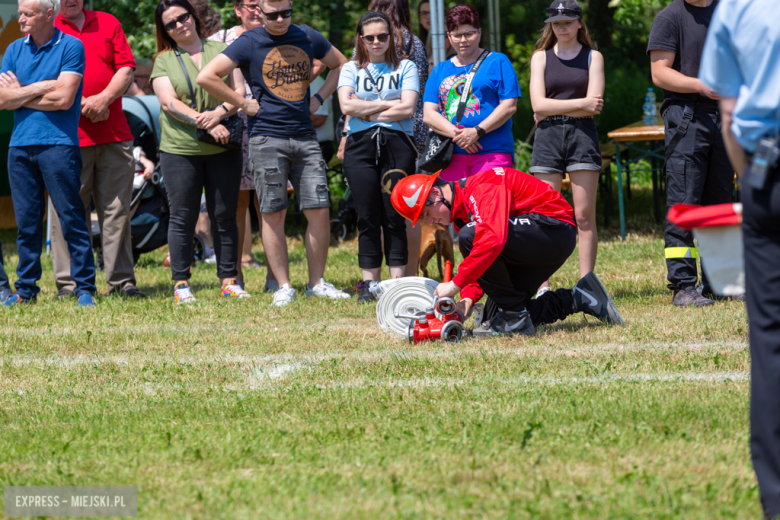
[438,152,514,182]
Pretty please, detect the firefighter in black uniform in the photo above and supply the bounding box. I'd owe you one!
[647,0,741,307]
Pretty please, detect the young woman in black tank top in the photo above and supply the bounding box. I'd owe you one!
[529,0,605,293]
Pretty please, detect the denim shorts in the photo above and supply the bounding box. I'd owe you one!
[248,135,330,213]
[529,116,602,175]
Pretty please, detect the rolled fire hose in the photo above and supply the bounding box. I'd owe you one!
[375,277,441,337]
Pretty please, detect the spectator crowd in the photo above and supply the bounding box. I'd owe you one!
[0,0,745,312]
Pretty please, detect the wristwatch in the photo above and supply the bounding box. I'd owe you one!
[313,92,325,105]
[475,125,486,138]
[218,104,229,115]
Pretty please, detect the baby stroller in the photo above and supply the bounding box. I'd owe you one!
[92,96,205,268]
[327,163,357,241]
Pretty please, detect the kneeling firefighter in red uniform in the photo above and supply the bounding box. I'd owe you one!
[391,167,625,336]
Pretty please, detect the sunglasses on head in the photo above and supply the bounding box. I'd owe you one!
[362,33,390,43]
[546,7,582,16]
[163,12,191,32]
[260,7,293,20]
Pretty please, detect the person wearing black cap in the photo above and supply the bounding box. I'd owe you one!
[529,0,605,297]
[647,0,739,308]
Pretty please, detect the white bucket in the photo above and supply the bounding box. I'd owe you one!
[693,225,745,296]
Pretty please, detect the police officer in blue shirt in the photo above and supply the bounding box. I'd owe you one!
[700,0,780,516]
[0,0,97,306]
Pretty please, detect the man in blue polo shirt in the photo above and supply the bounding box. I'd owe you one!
[0,0,96,306]
[699,0,780,516]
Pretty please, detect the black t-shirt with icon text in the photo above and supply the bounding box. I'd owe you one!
[223,24,331,137]
[646,0,718,115]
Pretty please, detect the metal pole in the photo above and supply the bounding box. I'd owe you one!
[495,0,501,52]
[487,0,496,50]
[436,0,446,64]
[614,143,626,241]
[430,0,441,66]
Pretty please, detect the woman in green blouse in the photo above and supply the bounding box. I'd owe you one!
[151,0,249,303]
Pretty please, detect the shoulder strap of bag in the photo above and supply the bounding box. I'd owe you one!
[363,65,383,97]
[174,48,198,111]
[455,49,491,126]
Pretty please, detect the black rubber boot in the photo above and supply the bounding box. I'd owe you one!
[572,272,625,325]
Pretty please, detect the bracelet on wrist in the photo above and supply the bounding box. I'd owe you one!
[313,92,324,105]
[218,104,229,116]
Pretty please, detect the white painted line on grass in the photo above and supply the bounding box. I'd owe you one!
[316,371,750,390]
[0,340,748,370]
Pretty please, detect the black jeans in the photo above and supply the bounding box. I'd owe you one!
[663,103,734,291]
[160,150,242,281]
[743,172,780,518]
[343,128,416,269]
[458,214,577,325]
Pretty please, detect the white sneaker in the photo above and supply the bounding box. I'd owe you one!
[220,279,252,298]
[173,281,197,304]
[204,253,217,264]
[305,278,350,299]
[272,283,296,307]
[535,286,552,299]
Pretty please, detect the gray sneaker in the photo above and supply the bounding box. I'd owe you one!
[0,287,12,303]
[472,309,535,338]
[572,272,625,325]
[673,286,715,307]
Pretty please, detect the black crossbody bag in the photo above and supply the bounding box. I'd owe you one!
[174,49,244,150]
[419,50,491,173]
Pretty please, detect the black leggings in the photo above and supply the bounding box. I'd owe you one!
[343,128,416,269]
[459,214,577,325]
[160,150,242,281]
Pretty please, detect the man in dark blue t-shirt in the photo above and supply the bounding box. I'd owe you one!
[198,0,348,306]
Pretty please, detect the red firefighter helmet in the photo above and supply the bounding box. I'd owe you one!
[390,171,440,225]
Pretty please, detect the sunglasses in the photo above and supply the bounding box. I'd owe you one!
[362,33,390,43]
[260,7,293,20]
[240,3,261,10]
[545,8,582,16]
[163,12,191,32]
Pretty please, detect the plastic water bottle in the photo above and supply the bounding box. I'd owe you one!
[647,88,657,105]
[642,97,657,125]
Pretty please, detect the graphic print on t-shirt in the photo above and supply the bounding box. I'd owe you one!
[262,45,311,101]
[439,74,480,121]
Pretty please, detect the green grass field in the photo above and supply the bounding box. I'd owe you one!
[0,186,758,519]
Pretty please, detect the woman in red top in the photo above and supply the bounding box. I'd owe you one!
[391,167,624,336]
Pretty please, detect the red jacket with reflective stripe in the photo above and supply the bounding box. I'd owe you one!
[451,167,575,302]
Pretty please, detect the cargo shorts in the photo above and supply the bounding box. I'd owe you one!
[248,135,331,213]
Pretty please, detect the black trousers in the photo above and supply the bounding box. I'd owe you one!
[343,128,416,269]
[160,150,242,281]
[458,215,577,325]
[744,172,780,518]
[663,103,734,291]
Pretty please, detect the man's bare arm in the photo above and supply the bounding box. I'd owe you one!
[0,72,56,110]
[650,50,717,98]
[23,73,82,111]
[719,96,748,177]
[82,66,134,122]
[197,54,258,116]
[313,47,348,103]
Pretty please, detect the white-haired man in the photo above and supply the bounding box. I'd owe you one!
[197,0,349,306]
[0,0,96,306]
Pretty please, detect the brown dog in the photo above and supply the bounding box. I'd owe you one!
[418,221,455,280]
